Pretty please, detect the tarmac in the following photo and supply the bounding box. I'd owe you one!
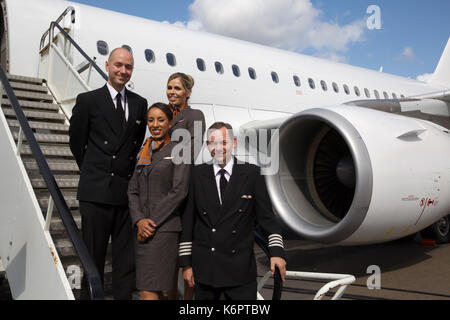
[255,237,450,300]
[1,236,450,300]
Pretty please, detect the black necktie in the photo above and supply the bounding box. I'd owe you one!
[219,169,228,204]
[116,93,125,130]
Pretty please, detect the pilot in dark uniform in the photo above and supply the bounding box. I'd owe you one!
[179,122,286,300]
[69,48,148,299]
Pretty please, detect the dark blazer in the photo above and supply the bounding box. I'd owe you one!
[127,141,191,232]
[170,105,206,164]
[69,85,148,205]
[179,158,285,288]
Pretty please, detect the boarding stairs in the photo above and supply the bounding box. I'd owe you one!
[0,73,108,299]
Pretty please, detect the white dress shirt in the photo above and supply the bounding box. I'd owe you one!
[213,157,234,204]
[106,82,129,121]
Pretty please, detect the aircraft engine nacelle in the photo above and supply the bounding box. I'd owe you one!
[266,105,450,245]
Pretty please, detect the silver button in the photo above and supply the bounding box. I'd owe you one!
[211,248,215,252]
[104,141,108,145]
[203,212,207,215]
[232,250,236,254]
[112,155,116,159]
[212,229,216,233]
[111,173,115,176]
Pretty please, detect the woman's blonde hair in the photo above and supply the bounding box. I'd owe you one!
[168,72,195,94]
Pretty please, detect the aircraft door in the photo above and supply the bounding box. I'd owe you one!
[0,0,9,72]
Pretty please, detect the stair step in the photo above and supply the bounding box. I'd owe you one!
[2,99,59,112]
[3,109,65,122]
[6,74,44,85]
[13,131,69,144]
[9,82,49,94]
[54,237,112,259]
[23,159,79,173]
[2,90,53,102]
[30,175,79,189]
[37,192,78,210]
[21,144,73,158]
[8,119,69,132]
[50,210,82,233]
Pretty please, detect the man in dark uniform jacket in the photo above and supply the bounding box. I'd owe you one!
[69,48,148,299]
[179,122,286,300]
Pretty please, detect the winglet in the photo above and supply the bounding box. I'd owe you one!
[430,37,450,87]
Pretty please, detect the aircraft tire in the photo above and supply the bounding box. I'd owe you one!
[421,215,450,244]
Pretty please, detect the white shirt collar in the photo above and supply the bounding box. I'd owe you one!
[213,156,234,177]
[106,82,126,101]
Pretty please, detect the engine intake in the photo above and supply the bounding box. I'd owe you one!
[266,108,373,243]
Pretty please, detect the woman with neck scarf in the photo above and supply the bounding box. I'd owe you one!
[128,102,190,300]
[166,73,205,300]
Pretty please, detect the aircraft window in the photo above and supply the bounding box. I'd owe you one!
[293,75,301,87]
[320,80,328,91]
[196,58,206,72]
[166,53,176,67]
[374,90,380,99]
[215,61,224,74]
[232,64,241,77]
[248,67,257,80]
[364,88,370,98]
[97,41,109,56]
[343,84,350,95]
[308,78,315,89]
[383,91,389,99]
[272,72,279,84]
[144,49,155,63]
[122,45,133,54]
[332,82,339,93]
[392,93,398,99]
[354,86,360,96]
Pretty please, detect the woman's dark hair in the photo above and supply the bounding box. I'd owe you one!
[147,102,173,122]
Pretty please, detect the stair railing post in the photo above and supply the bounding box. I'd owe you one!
[44,196,55,232]
[16,127,24,157]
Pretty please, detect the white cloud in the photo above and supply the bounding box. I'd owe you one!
[398,47,415,61]
[173,0,365,58]
[416,73,432,83]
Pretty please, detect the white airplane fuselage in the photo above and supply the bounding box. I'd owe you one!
[2,0,450,246]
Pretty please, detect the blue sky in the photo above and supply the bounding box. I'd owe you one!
[69,0,449,81]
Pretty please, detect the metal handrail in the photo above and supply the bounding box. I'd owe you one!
[48,22,108,81]
[39,6,76,52]
[0,67,104,300]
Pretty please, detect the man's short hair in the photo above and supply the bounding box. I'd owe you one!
[207,122,234,141]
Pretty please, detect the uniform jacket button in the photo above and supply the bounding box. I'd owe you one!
[231,250,236,254]
[104,141,108,145]
[211,248,215,252]
[232,230,237,235]
[212,228,216,233]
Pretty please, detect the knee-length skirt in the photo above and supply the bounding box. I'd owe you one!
[135,231,179,292]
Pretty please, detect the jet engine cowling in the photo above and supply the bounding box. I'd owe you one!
[266,105,450,245]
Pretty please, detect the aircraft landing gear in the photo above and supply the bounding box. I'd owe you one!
[421,215,450,244]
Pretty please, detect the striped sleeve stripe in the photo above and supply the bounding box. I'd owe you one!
[179,242,192,247]
[179,242,192,256]
[268,234,284,248]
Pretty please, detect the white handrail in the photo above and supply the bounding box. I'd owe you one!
[257,270,356,300]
